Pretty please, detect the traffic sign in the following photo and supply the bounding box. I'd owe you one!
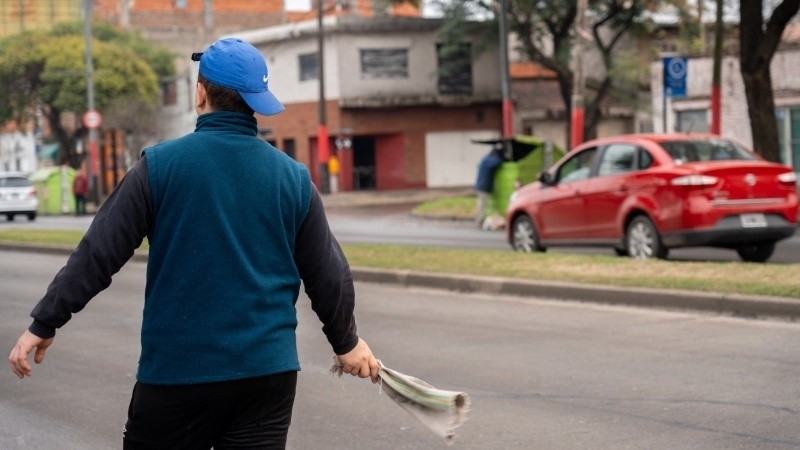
[83,110,103,129]
[663,56,687,99]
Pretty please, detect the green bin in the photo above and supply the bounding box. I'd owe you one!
[30,166,76,215]
[490,145,563,215]
[474,135,566,217]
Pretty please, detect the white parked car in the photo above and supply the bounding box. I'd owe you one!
[0,172,38,221]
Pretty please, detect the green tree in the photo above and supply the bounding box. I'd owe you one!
[425,1,670,143]
[0,21,174,168]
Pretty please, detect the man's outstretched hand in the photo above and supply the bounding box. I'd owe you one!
[336,338,380,383]
[9,330,53,379]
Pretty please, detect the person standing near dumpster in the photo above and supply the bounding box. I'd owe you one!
[8,37,379,449]
[474,144,506,226]
[72,169,88,216]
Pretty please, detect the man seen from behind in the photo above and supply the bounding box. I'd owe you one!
[8,37,379,449]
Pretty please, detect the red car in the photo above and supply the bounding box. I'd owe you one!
[506,134,798,262]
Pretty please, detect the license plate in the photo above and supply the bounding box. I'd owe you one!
[740,213,767,228]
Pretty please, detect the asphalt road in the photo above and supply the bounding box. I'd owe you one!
[2,251,800,449]
[324,203,800,263]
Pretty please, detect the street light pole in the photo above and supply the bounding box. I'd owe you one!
[710,0,723,135]
[317,0,330,194]
[19,0,25,31]
[570,0,588,149]
[498,0,513,139]
[83,0,100,204]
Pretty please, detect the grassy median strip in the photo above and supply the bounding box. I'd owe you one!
[411,196,475,219]
[1,229,798,299]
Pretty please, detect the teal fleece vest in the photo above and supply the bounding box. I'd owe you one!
[138,111,312,385]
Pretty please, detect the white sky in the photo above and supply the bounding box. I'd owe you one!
[284,0,438,16]
[284,0,311,12]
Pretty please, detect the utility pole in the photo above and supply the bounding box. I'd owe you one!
[317,0,330,194]
[203,0,214,35]
[119,0,130,30]
[83,0,100,204]
[19,0,25,32]
[570,0,588,149]
[498,0,513,139]
[710,0,723,135]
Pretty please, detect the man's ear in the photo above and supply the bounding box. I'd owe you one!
[195,82,209,113]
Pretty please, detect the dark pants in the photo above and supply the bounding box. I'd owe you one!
[123,371,297,450]
[74,195,86,216]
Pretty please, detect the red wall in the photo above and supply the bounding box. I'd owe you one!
[375,134,407,190]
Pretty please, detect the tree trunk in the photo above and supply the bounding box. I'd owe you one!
[45,107,82,169]
[742,69,781,162]
[739,0,800,162]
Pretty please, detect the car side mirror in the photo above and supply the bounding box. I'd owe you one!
[539,171,554,186]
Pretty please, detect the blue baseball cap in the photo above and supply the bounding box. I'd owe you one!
[191,38,284,116]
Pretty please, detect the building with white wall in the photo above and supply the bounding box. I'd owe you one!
[235,15,504,190]
[0,128,37,174]
[650,48,800,171]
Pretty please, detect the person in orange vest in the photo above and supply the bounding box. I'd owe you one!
[328,154,340,193]
[72,170,89,216]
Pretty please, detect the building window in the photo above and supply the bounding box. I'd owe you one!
[675,109,708,133]
[299,53,318,81]
[282,138,296,160]
[777,107,800,169]
[360,48,408,79]
[161,80,177,106]
[437,43,472,95]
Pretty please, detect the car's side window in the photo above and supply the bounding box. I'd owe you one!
[598,144,637,176]
[638,148,654,170]
[557,148,598,184]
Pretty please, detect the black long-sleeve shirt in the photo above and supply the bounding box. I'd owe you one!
[29,156,358,355]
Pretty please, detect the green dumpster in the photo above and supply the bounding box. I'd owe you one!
[473,135,565,216]
[30,166,76,215]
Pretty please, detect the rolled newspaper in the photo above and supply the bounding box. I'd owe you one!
[331,359,471,444]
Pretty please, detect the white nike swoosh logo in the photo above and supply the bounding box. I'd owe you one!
[263,75,268,83]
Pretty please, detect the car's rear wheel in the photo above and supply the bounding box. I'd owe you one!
[626,216,668,260]
[5,213,14,222]
[736,242,775,263]
[27,212,36,221]
[511,215,546,253]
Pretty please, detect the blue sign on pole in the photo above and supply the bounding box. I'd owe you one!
[663,56,687,99]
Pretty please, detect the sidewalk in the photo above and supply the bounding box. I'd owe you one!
[320,186,473,209]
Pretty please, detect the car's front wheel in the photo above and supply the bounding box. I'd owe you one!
[626,216,668,260]
[511,215,546,253]
[736,242,775,263]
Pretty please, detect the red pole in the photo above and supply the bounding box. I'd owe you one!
[318,124,329,162]
[570,107,585,149]
[710,85,721,135]
[502,99,514,137]
[318,124,329,192]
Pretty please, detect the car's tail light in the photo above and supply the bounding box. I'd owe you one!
[670,175,718,186]
[28,188,37,198]
[778,172,797,186]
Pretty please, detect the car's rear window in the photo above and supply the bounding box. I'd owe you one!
[659,140,756,164]
[0,177,32,188]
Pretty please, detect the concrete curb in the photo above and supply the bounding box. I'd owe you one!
[351,267,800,320]
[3,242,799,320]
